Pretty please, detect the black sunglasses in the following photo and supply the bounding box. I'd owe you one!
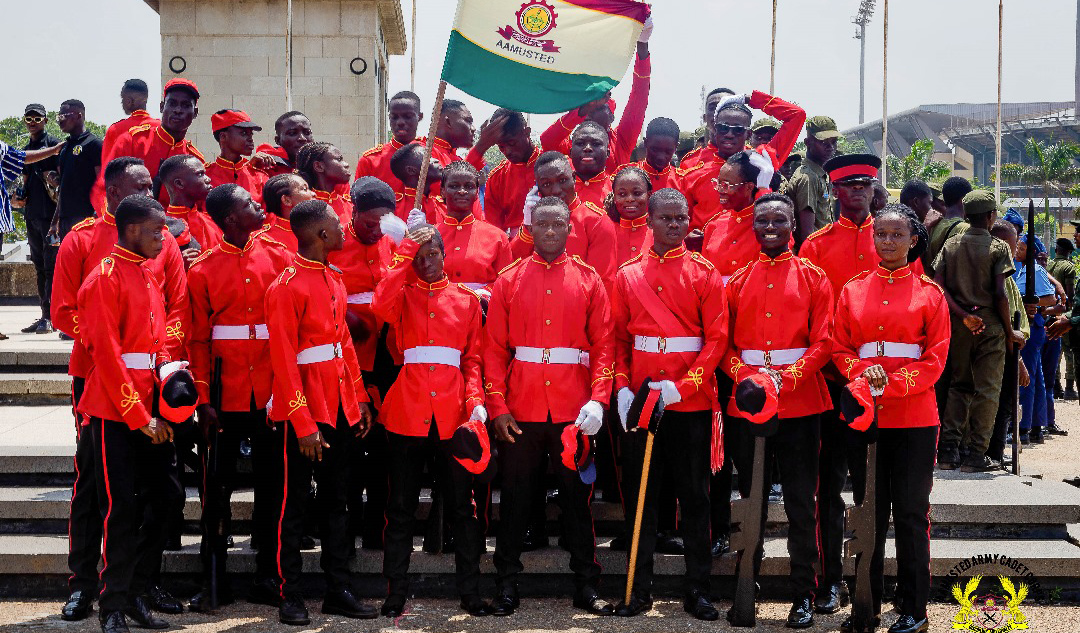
[715,123,747,136]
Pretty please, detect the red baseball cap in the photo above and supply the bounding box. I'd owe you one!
[211,109,262,133]
[163,78,200,101]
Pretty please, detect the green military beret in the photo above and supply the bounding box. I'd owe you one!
[751,117,780,132]
[806,116,839,140]
[962,190,999,216]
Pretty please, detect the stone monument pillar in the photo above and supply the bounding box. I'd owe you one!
[143,0,405,163]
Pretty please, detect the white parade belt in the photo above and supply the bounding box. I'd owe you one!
[514,346,590,366]
[857,341,922,359]
[211,324,269,340]
[633,335,703,354]
[402,346,461,368]
[347,292,374,304]
[461,282,486,291]
[296,343,342,365]
[721,275,731,285]
[741,348,807,367]
[121,353,157,370]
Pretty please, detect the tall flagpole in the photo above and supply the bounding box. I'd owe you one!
[880,0,889,186]
[285,0,293,110]
[769,0,778,94]
[410,0,418,91]
[995,0,1004,202]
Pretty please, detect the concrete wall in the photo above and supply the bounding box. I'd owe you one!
[154,0,405,165]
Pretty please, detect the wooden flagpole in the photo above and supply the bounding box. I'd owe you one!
[413,80,447,215]
[880,0,889,186]
[770,0,778,94]
[411,0,418,91]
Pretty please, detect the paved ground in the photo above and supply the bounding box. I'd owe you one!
[4,599,1080,633]
[0,305,71,350]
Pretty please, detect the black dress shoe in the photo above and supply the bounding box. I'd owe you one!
[609,535,628,551]
[21,318,43,333]
[459,595,491,616]
[814,581,849,614]
[786,596,814,628]
[36,319,55,334]
[279,597,310,625]
[147,585,183,614]
[381,594,406,617]
[655,532,685,554]
[489,588,519,616]
[841,614,881,632]
[572,587,614,615]
[711,535,730,557]
[99,611,130,633]
[1047,425,1069,436]
[163,534,182,551]
[125,596,169,629]
[615,593,652,617]
[188,589,235,613]
[248,577,282,606]
[300,535,316,550]
[683,591,719,621]
[887,615,928,633]
[960,455,1000,473]
[62,590,95,621]
[322,588,378,619]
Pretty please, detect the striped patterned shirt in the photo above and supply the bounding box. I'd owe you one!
[0,141,27,233]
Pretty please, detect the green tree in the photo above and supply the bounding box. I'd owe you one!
[1000,138,1080,245]
[884,139,950,189]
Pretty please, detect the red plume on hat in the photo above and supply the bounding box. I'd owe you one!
[560,424,596,484]
[156,361,198,423]
[733,373,779,436]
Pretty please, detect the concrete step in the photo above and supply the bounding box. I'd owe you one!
[0,348,71,370]
[0,374,71,397]
[2,533,1079,579]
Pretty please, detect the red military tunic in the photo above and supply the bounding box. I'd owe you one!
[108,123,204,208]
[611,246,728,412]
[800,215,924,300]
[510,197,618,284]
[540,53,651,168]
[436,213,513,292]
[701,204,794,282]
[354,137,421,197]
[76,247,169,429]
[327,224,397,371]
[265,255,370,437]
[723,252,833,419]
[253,144,295,179]
[484,146,540,232]
[52,211,188,380]
[832,266,950,428]
[260,214,298,253]
[678,144,708,170]
[424,193,484,225]
[371,237,485,439]
[187,233,292,412]
[484,253,614,423]
[431,136,486,173]
[166,205,222,251]
[620,159,681,193]
[680,91,806,230]
[615,215,653,266]
[96,110,159,213]
[313,188,352,224]
[205,156,269,205]
[576,171,612,210]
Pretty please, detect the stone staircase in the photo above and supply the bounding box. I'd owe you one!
[4,325,1080,600]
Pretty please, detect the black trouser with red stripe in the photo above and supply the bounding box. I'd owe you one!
[848,426,936,620]
[620,410,712,597]
[494,420,600,593]
[731,414,821,599]
[67,377,102,595]
[91,418,183,613]
[199,408,276,587]
[818,381,868,589]
[383,421,484,598]
[269,414,354,599]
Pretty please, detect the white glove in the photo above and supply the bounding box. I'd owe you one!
[647,380,682,405]
[714,93,749,119]
[747,150,775,189]
[637,14,653,43]
[869,381,886,398]
[474,287,492,301]
[617,387,634,432]
[406,206,427,228]
[379,213,407,245]
[157,360,189,380]
[470,404,488,423]
[574,400,605,436]
[522,185,540,227]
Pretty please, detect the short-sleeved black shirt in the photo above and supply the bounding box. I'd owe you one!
[56,130,103,220]
[21,132,60,221]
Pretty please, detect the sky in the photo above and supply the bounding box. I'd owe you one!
[4,0,1077,142]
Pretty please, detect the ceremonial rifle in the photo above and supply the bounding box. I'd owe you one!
[206,356,224,610]
[845,405,878,633]
[728,433,767,627]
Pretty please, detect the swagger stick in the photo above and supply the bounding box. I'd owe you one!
[623,384,664,604]
[624,430,655,605]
